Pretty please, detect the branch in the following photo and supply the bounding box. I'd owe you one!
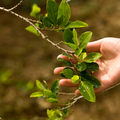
[0,7,74,54]
[8,0,24,11]
[28,18,42,25]
[58,92,75,96]
[59,95,83,111]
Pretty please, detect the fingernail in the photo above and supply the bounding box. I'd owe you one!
[57,54,62,59]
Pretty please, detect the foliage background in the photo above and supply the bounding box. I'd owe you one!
[0,0,120,120]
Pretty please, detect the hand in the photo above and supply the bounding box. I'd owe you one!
[54,37,120,95]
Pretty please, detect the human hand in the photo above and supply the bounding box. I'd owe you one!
[54,37,120,95]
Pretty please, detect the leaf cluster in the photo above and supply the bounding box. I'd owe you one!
[28,0,102,119]
[30,80,59,103]
[30,80,69,120]
[26,0,88,36]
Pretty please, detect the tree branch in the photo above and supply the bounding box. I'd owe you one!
[59,95,83,111]
[0,7,74,54]
[8,0,24,11]
[58,92,75,96]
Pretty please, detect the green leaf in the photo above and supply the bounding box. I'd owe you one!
[60,67,75,79]
[63,101,70,117]
[84,52,102,63]
[47,0,58,26]
[81,73,101,88]
[57,0,71,26]
[43,80,49,90]
[30,92,44,98]
[86,62,99,71]
[79,81,96,102]
[51,79,59,98]
[26,25,40,36]
[76,62,87,72]
[44,89,57,98]
[63,29,74,44]
[79,31,92,50]
[65,21,88,29]
[71,75,80,84]
[58,58,73,67]
[36,80,46,91]
[75,48,82,56]
[55,109,63,118]
[73,29,78,45]
[63,42,77,50]
[30,4,41,18]
[62,53,73,58]
[79,52,86,61]
[43,17,52,28]
[47,109,63,120]
[46,98,60,103]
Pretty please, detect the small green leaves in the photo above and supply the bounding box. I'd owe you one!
[65,21,88,29]
[58,58,73,67]
[30,4,41,18]
[60,67,75,79]
[79,31,92,50]
[71,75,80,84]
[86,62,99,71]
[44,90,57,99]
[81,74,101,88]
[43,80,49,90]
[63,29,73,44]
[30,80,60,104]
[47,0,58,26]
[76,62,87,72]
[36,80,46,91]
[51,79,59,98]
[79,52,86,61]
[43,17,51,28]
[73,29,78,46]
[84,52,102,63]
[79,81,96,102]
[63,29,79,50]
[47,109,63,120]
[46,98,60,103]
[57,0,71,26]
[26,25,40,36]
[28,1,103,115]
[30,92,44,98]
[63,42,78,50]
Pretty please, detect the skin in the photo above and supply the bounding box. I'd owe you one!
[54,37,120,95]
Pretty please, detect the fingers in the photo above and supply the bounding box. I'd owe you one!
[86,40,103,53]
[54,67,65,75]
[57,54,78,64]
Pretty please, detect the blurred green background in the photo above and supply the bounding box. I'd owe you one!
[0,0,120,120]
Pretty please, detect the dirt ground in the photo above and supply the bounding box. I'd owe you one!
[0,0,120,120]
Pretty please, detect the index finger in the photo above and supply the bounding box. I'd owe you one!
[86,40,102,53]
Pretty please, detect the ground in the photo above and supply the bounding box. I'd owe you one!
[0,0,120,120]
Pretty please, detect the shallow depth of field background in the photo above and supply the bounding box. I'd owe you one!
[0,0,120,120]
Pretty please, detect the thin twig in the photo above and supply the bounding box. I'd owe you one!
[58,92,75,96]
[74,95,83,101]
[0,7,74,54]
[28,18,42,25]
[8,0,24,11]
[59,95,83,111]
[60,100,77,111]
